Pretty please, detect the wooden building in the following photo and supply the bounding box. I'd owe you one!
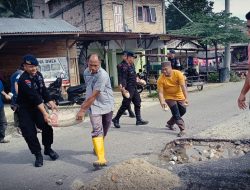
[0,18,81,90]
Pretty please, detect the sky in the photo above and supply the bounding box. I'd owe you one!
[212,0,249,20]
[165,0,249,20]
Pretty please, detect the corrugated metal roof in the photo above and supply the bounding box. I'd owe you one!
[0,18,81,34]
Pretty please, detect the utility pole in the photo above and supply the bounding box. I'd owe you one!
[222,0,231,82]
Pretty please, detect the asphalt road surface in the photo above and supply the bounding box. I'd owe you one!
[0,82,247,190]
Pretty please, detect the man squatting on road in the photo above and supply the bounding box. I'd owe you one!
[238,11,250,110]
[157,61,188,137]
[17,54,59,167]
[76,53,114,169]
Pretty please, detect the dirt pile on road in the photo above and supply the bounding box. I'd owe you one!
[72,158,181,190]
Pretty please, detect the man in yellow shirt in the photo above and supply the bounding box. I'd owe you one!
[157,61,188,137]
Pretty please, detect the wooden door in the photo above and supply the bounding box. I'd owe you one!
[113,4,124,32]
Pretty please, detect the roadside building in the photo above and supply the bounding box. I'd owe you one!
[32,0,167,87]
[0,18,81,90]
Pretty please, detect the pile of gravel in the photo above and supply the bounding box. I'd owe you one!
[71,158,181,190]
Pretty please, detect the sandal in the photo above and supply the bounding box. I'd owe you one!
[165,124,176,131]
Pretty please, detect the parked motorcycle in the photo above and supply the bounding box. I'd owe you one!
[47,77,86,106]
[136,71,157,93]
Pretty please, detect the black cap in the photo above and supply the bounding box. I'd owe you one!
[169,49,176,54]
[23,54,39,66]
[122,50,128,55]
[127,51,137,58]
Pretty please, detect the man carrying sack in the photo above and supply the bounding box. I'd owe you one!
[76,53,114,169]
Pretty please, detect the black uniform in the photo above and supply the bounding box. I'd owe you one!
[17,71,53,155]
[114,61,142,122]
[117,61,135,117]
[169,57,182,71]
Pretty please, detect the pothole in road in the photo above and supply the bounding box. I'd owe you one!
[160,138,250,165]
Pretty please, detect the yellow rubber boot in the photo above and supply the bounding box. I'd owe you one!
[92,136,107,168]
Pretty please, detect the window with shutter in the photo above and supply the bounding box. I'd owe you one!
[143,6,150,22]
[137,6,143,21]
[149,7,156,22]
[137,6,157,23]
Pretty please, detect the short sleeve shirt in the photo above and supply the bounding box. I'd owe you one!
[84,68,114,115]
[10,70,23,96]
[157,70,185,100]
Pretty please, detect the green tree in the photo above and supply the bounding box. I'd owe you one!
[0,0,32,18]
[170,11,248,69]
[170,12,247,46]
[166,0,214,30]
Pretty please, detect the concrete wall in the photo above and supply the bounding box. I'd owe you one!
[53,0,102,31]
[36,0,102,31]
[33,0,165,33]
[32,0,49,18]
[102,0,165,33]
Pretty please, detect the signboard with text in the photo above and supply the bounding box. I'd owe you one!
[37,57,69,85]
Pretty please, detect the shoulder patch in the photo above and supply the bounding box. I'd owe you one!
[25,80,32,88]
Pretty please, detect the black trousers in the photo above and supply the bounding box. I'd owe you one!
[0,107,7,141]
[18,107,53,154]
[166,100,186,131]
[115,87,141,120]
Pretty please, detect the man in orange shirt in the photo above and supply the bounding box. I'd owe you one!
[157,61,188,137]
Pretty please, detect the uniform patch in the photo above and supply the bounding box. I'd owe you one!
[25,80,31,88]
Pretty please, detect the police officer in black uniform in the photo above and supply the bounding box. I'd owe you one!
[168,49,182,71]
[17,54,59,167]
[117,51,135,118]
[112,51,149,128]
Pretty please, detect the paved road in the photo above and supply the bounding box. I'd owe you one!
[0,82,247,190]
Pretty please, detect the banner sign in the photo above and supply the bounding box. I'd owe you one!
[37,57,69,85]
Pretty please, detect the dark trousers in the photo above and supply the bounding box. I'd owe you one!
[126,104,134,115]
[14,110,19,128]
[166,100,186,131]
[18,107,53,154]
[0,107,7,141]
[115,87,141,121]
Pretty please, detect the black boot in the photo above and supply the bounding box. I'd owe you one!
[44,147,59,160]
[112,107,126,128]
[112,118,120,128]
[129,112,135,118]
[34,152,43,167]
[127,105,135,118]
[135,110,149,125]
[136,119,149,125]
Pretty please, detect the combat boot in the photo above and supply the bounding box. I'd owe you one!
[44,147,59,160]
[136,119,149,125]
[129,112,136,118]
[112,118,120,128]
[34,152,43,167]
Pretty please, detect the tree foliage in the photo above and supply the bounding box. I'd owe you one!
[0,0,32,18]
[169,12,248,46]
[166,0,214,30]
